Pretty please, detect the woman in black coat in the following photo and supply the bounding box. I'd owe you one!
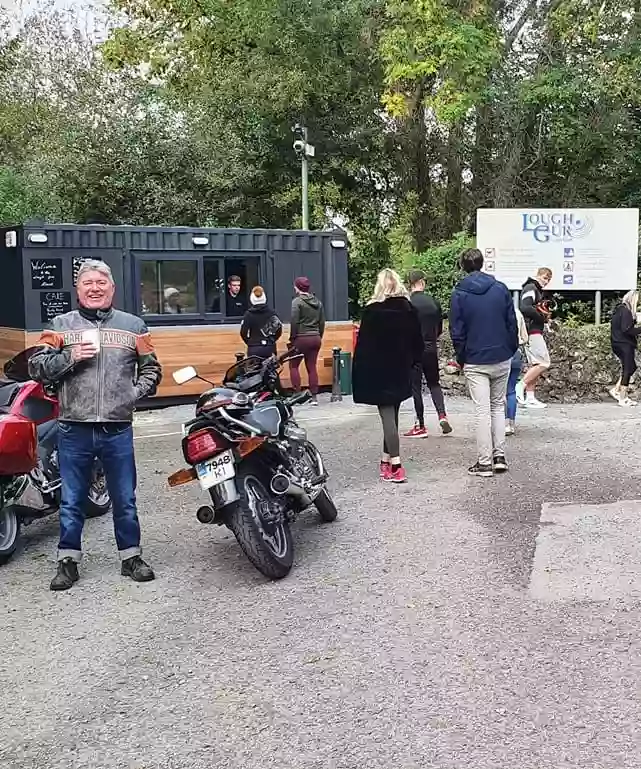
[610,289,641,406]
[240,286,283,359]
[353,269,423,483]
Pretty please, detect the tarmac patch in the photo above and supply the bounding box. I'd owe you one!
[530,500,641,602]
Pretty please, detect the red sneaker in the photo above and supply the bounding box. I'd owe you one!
[439,415,452,435]
[385,466,407,483]
[380,461,391,479]
[403,424,428,438]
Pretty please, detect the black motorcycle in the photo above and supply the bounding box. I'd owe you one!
[0,346,112,564]
[168,351,337,579]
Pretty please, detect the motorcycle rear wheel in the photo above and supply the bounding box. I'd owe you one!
[0,508,20,565]
[225,463,294,580]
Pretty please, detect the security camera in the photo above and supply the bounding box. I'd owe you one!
[293,139,305,153]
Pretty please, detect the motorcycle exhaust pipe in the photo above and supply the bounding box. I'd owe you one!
[270,473,312,507]
[270,474,291,494]
[196,505,216,524]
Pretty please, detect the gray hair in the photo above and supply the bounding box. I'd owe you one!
[76,259,114,284]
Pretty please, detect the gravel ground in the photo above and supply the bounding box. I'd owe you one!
[2,395,641,768]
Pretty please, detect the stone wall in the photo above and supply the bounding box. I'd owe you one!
[438,324,632,403]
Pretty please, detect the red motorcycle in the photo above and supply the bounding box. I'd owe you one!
[0,346,111,564]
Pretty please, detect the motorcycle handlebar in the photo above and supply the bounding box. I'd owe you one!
[286,390,312,407]
[262,350,303,371]
[279,348,304,363]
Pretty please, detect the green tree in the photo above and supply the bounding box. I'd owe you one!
[103,0,389,230]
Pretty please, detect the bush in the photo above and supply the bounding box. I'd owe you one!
[394,231,473,311]
[439,323,625,402]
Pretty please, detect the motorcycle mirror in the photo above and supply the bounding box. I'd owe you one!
[172,366,198,385]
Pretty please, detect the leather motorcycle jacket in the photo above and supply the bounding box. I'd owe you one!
[28,307,162,423]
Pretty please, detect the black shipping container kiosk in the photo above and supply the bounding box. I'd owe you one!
[0,224,351,397]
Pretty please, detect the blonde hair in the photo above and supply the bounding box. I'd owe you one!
[368,268,408,304]
[537,267,553,280]
[622,289,639,317]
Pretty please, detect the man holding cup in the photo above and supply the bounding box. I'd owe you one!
[29,260,162,591]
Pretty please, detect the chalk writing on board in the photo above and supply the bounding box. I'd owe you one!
[40,291,71,324]
[30,259,62,290]
[72,256,94,286]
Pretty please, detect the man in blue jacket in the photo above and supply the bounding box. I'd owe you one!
[450,248,518,477]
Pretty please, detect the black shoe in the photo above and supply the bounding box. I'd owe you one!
[50,558,79,591]
[468,462,493,478]
[121,556,155,582]
[493,455,508,473]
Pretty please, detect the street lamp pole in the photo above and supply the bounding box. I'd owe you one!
[301,126,309,231]
[292,124,314,231]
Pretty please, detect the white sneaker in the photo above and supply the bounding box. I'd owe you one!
[619,397,637,407]
[515,380,526,405]
[609,387,621,402]
[505,424,515,436]
[525,397,547,409]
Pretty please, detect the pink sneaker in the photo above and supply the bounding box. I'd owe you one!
[380,461,391,479]
[385,466,407,483]
[439,415,452,435]
[403,424,428,438]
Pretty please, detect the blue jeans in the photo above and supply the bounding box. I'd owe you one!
[506,352,523,421]
[57,422,141,562]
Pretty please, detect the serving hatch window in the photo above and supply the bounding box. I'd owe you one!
[136,254,261,320]
[204,258,223,314]
[140,260,198,315]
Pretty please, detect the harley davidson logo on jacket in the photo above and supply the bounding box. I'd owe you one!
[60,329,139,350]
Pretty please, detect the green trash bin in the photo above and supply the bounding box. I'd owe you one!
[339,351,352,395]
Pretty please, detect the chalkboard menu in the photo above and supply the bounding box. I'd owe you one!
[30,258,63,290]
[40,291,71,323]
[72,256,94,286]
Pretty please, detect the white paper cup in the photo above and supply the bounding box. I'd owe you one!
[82,329,100,352]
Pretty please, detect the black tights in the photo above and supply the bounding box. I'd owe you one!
[378,403,400,459]
[613,344,637,387]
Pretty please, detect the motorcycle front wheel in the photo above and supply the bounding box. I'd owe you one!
[224,462,294,580]
[0,508,20,565]
[85,464,112,519]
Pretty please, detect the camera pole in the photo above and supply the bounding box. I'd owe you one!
[292,124,314,230]
[301,126,309,230]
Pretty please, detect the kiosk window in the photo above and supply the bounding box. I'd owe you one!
[140,261,198,315]
[218,257,260,318]
[203,258,223,314]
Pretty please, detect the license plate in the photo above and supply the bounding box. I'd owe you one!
[195,450,235,490]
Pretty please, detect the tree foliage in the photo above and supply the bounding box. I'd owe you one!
[2,0,641,311]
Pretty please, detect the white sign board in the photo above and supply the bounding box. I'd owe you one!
[476,208,639,291]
